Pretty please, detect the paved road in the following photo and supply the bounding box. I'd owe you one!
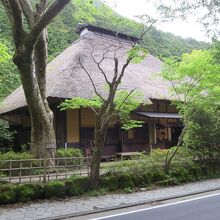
[91,193,220,220]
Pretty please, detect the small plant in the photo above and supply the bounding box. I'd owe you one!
[44,181,66,198]
[65,176,89,196]
[124,186,133,193]
[0,184,17,204]
[56,148,83,158]
[17,183,45,202]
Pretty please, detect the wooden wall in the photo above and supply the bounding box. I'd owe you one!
[66,109,80,143]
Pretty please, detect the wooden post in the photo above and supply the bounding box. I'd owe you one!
[30,160,32,182]
[43,158,46,183]
[9,161,12,183]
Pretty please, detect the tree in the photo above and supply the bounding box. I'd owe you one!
[184,104,220,159]
[0,120,15,151]
[156,0,220,38]
[1,0,71,164]
[60,26,153,187]
[162,50,220,171]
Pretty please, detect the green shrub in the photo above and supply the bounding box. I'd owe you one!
[152,168,166,182]
[0,151,33,161]
[123,186,133,193]
[118,173,134,189]
[130,173,151,187]
[56,148,83,166]
[56,148,83,158]
[100,174,119,191]
[0,151,37,177]
[66,176,89,196]
[17,183,44,202]
[44,181,66,198]
[87,188,108,197]
[0,184,17,204]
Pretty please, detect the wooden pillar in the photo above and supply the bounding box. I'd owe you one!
[79,109,81,147]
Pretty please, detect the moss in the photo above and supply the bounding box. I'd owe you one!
[0,184,17,204]
[45,181,66,198]
[65,176,89,196]
[100,175,119,191]
[17,183,45,202]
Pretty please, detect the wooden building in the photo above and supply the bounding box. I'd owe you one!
[0,24,182,155]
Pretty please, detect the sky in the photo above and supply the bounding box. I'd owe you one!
[104,0,210,42]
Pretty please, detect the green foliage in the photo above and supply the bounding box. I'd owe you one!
[0,149,217,205]
[0,151,33,161]
[17,183,44,202]
[60,97,103,110]
[115,90,145,130]
[0,43,10,62]
[0,151,35,177]
[103,147,199,187]
[66,176,89,196]
[86,187,108,197]
[123,186,134,193]
[118,173,134,189]
[0,184,17,204]
[61,90,145,130]
[0,39,20,101]
[127,45,148,64]
[100,174,119,191]
[45,181,66,198]
[0,120,15,150]
[162,49,220,157]
[184,106,220,158]
[56,148,83,158]
[162,49,220,127]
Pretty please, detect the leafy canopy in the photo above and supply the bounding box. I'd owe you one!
[162,50,220,110]
[60,90,145,130]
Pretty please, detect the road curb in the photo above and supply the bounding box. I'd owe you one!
[43,186,220,220]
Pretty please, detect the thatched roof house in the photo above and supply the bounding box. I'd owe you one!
[0,24,174,116]
[0,24,181,154]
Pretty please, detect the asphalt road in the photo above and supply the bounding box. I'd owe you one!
[90,193,220,220]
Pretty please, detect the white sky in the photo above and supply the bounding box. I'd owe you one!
[104,0,210,42]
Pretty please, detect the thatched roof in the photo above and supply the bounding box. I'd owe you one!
[0,24,174,115]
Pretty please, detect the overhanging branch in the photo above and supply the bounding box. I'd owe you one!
[78,56,105,102]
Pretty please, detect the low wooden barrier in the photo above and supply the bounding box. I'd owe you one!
[0,157,91,183]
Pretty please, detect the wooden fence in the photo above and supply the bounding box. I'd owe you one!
[1,156,220,184]
[0,157,91,183]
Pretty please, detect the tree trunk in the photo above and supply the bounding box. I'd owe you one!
[14,46,56,165]
[89,114,108,188]
[1,0,71,166]
[164,125,187,172]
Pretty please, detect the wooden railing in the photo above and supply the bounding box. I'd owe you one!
[0,157,91,183]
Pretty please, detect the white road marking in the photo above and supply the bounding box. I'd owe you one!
[89,192,220,220]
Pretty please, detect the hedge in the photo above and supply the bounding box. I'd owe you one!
[0,148,217,205]
[0,176,90,205]
[0,164,211,205]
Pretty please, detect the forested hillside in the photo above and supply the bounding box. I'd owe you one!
[0,0,209,100]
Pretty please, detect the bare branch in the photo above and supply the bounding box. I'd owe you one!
[36,0,48,15]
[27,0,70,46]
[78,56,105,102]
[90,51,111,85]
[116,57,132,84]
[18,0,35,26]
[116,89,136,112]
[1,0,25,47]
